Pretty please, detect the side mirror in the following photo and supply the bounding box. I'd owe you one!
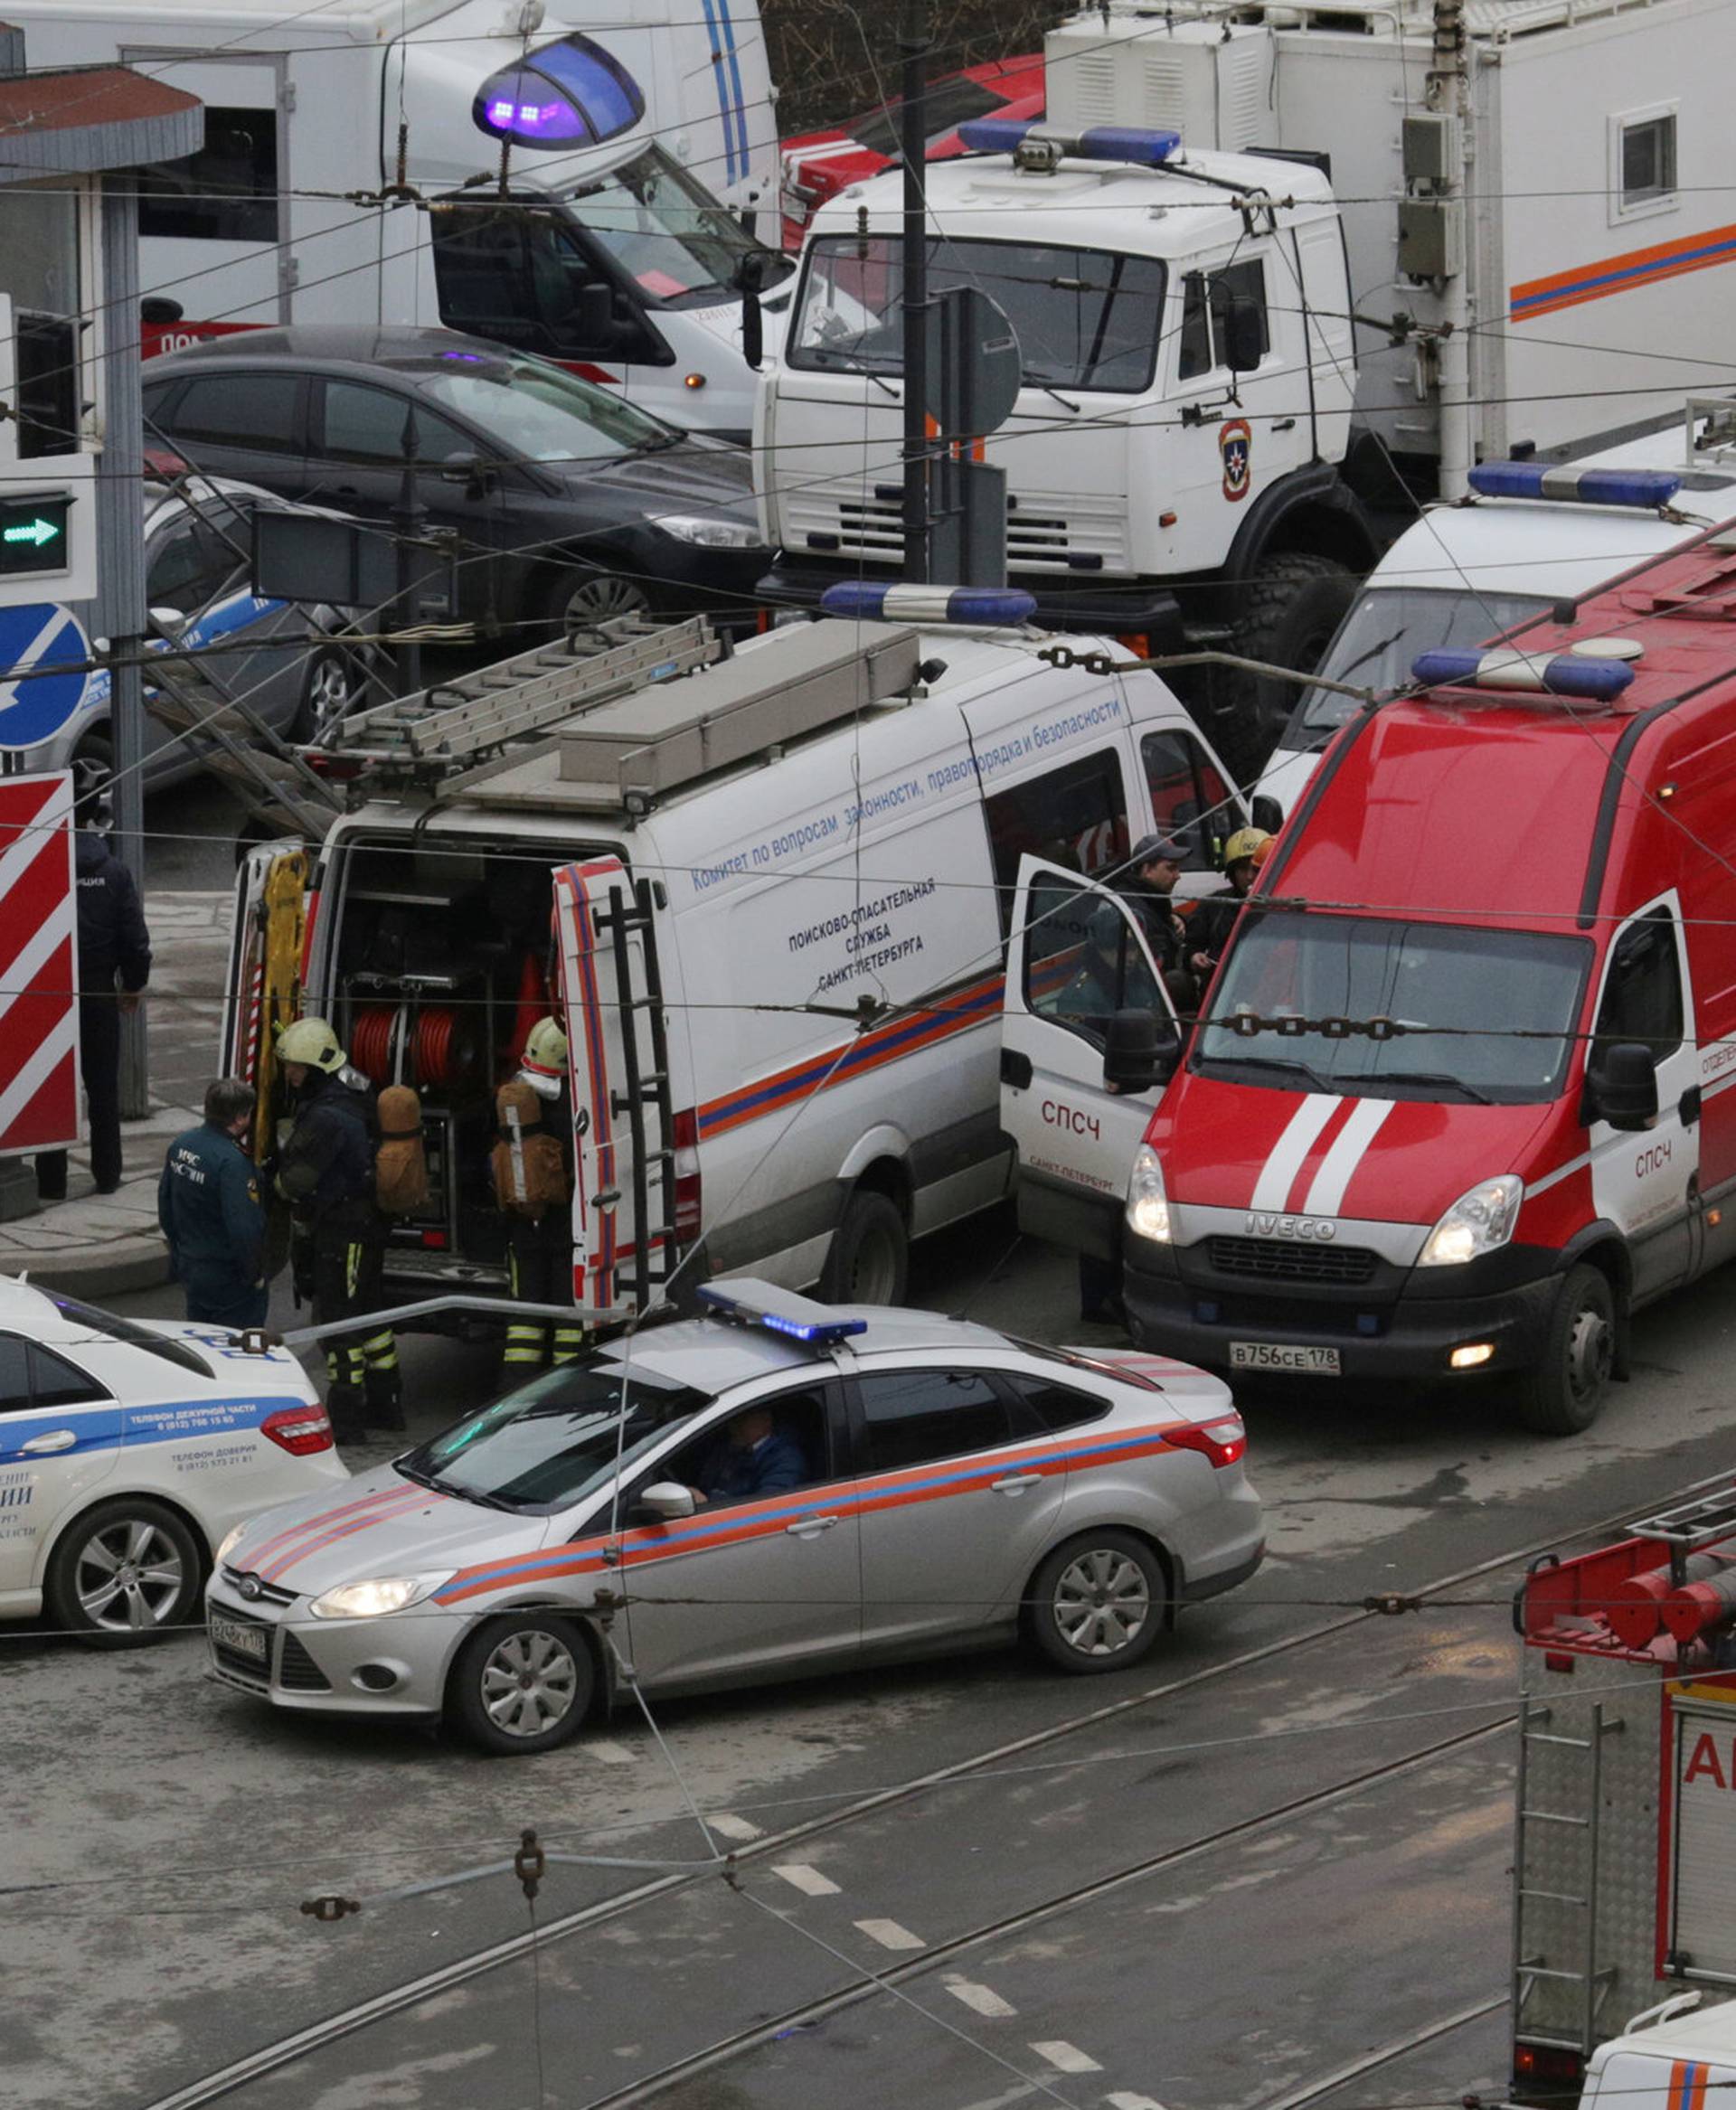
[1250,794,1284,835]
[140,296,184,325]
[736,254,769,373]
[1104,1009,1178,1095]
[1222,294,1265,374]
[635,1480,695,1523]
[440,450,485,491]
[148,605,185,630]
[1585,1042,1659,1133]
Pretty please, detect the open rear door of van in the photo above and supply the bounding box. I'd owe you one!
[222,840,308,1163]
[552,857,675,1315]
[999,854,1179,1260]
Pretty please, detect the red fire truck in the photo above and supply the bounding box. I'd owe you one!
[1513,1487,1736,2104]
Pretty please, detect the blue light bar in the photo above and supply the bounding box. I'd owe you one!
[957,118,1181,168]
[1468,461,1683,509]
[697,1279,868,1345]
[1412,648,1637,702]
[819,581,1037,626]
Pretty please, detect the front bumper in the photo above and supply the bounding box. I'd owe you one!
[757,558,1187,645]
[205,1578,458,1719]
[1124,1235,1561,1383]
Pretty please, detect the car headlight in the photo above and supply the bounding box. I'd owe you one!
[656,513,766,550]
[1126,1144,1172,1243]
[1417,1174,1524,1267]
[217,1524,247,1566]
[308,1572,452,1620]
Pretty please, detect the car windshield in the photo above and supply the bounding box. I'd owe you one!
[398,1358,712,1514]
[789,234,1165,393]
[562,145,790,307]
[46,1295,213,1378]
[1282,587,1552,751]
[413,352,674,464]
[1195,911,1592,1103]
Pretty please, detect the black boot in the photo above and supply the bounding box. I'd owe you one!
[326,1384,370,1445]
[365,1374,406,1434]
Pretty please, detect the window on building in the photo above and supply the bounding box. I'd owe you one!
[1595,906,1684,1062]
[1619,111,1677,212]
[854,1370,1010,1474]
[137,105,279,242]
[1176,258,1269,381]
[984,749,1129,933]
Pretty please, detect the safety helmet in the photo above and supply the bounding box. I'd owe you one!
[1222,827,1273,869]
[277,1017,346,1073]
[521,1015,569,1079]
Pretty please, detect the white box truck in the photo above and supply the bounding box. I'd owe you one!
[6,0,791,438]
[223,592,1259,1315]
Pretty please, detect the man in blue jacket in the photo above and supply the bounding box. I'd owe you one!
[690,1406,807,1506]
[158,1079,268,1327]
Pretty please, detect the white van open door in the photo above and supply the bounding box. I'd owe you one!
[552,857,675,1314]
[221,840,307,1163]
[1000,856,1180,1261]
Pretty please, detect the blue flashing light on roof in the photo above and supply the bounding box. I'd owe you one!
[819,582,1038,626]
[1468,462,1683,509]
[1412,648,1637,702]
[473,33,645,151]
[957,118,1181,168]
[698,1280,868,1346]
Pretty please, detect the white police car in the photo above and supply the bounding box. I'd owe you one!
[0,1277,345,1645]
[209,1281,1263,1754]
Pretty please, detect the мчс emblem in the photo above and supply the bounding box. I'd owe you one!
[1221,418,1252,502]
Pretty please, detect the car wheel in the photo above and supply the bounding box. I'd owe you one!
[545,567,650,637]
[1514,1263,1616,1436]
[1027,1529,1168,1675]
[294,646,362,746]
[46,1497,203,1648]
[818,1188,908,1305]
[447,1613,596,1756]
[70,730,115,819]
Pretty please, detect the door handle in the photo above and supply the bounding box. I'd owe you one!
[785,1513,839,1539]
[1270,418,1297,431]
[20,1430,76,1455]
[991,1474,1041,1495]
[1001,1048,1033,1090]
[1680,1086,1703,1126]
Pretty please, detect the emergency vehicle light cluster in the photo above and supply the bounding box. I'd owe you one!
[957,118,1183,168]
[697,1280,867,1344]
[819,582,1037,626]
[1468,461,1683,510]
[1412,648,1637,701]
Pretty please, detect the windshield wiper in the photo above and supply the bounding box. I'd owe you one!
[630,430,684,453]
[394,1460,519,1510]
[1368,1069,1493,1105]
[1213,1052,1336,1095]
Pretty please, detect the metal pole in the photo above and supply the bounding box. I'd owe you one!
[99,175,148,1116]
[898,0,930,585]
[1429,0,1473,499]
[392,405,424,697]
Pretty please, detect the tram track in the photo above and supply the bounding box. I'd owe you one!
[139,1460,1736,2110]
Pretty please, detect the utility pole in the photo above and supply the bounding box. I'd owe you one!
[898,0,930,584]
[1429,0,1472,498]
[392,405,425,697]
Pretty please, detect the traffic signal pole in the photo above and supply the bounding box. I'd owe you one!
[899,0,930,585]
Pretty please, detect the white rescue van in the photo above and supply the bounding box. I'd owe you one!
[1578,2003,1736,2110]
[223,591,1255,1314]
[6,0,789,438]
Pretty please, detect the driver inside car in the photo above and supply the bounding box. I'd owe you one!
[686,1405,807,1507]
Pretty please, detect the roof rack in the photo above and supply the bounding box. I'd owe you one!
[311,614,726,789]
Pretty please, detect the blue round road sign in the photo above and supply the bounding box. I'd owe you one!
[0,601,91,752]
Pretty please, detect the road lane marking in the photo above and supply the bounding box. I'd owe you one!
[854,1917,925,1950]
[772,1863,840,1898]
[709,1813,764,1842]
[943,1978,1016,2019]
[1031,2041,1103,2075]
[1107,2095,1166,2109]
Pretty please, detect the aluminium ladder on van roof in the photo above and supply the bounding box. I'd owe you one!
[312,615,728,790]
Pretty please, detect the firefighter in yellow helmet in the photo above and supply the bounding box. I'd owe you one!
[276,1016,401,1440]
[489,1016,582,1373]
[1186,827,1273,989]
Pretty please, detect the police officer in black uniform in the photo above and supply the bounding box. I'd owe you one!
[37,801,152,1200]
[276,1017,401,1440]
[157,1079,269,1327]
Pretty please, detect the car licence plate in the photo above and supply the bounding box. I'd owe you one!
[210,1611,269,1663]
[1230,1342,1342,1376]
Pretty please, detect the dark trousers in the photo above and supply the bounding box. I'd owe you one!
[504,1213,582,1372]
[185,1278,270,1330]
[298,1208,400,1436]
[36,992,123,1200]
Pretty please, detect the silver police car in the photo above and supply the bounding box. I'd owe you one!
[206,1283,1264,1755]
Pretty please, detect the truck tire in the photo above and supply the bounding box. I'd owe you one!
[1224,552,1358,778]
[1514,1263,1616,1436]
[819,1189,908,1305]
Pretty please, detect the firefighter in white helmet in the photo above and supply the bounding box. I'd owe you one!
[276,1016,401,1439]
[489,1016,582,1371]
